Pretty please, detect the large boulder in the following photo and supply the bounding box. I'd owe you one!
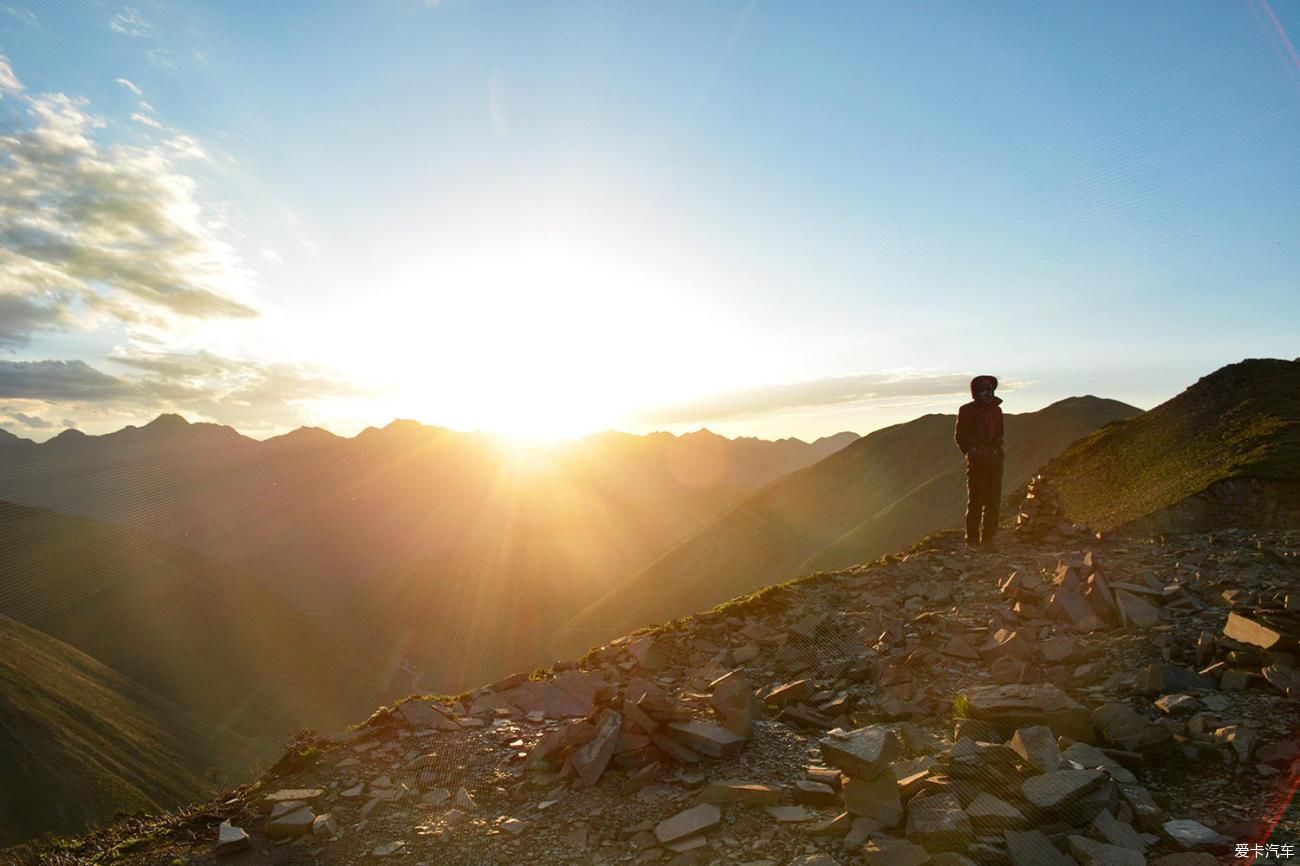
[1022,769,1106,812]
[905,792,972,851]
[961,684,1091,741]
[819,726,903,779]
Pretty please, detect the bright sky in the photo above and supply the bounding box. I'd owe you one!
[1,1,1297,441]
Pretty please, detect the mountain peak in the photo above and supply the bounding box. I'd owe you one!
[144,413,191,430]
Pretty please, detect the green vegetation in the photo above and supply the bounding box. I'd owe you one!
[1044,359,1300,531]
[0,613,244,846]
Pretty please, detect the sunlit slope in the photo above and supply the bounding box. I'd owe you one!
[0,612,251,847]
[0,500,391,746]
[558,396,1136,654]
[1045,358,1300,532]
[0,421,854,689]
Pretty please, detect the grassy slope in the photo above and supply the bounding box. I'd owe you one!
[556,396,1137,654]
[0,500,393,751]
[0,612,253,847]
[1046,359,1300,531]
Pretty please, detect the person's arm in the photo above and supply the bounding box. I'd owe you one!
[995,406,1005,449]
[955,406,971,454]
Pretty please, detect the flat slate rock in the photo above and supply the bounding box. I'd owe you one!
[961,683,1091,740]
[264,804,315,839]
[842,770,903,825]
[1022,769,1106,811]
[654,803,721,845]
[1005,829,1075,866]
[905,792,972,851]
[1068,835,1146,866]
[1009,725,1063,771]
[1091,808,1148,851]
[696,780,781,806]
[819,726,903,779]
[1162,818,1233,852]
[965,792,1026,832]
[398,698,458,730]
[571,710,622,786]
[1135,663,1215,695]
[215,820,250,855]
[665,720,747,758]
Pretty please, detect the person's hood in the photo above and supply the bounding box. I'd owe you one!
[969,375,999,398]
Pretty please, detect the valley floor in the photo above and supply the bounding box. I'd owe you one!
[8,529,1300,866]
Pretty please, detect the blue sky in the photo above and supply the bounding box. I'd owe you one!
[0,0,1297,440]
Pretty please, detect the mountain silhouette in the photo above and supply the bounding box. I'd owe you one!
[557,395,1137,655]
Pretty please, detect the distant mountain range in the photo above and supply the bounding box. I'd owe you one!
[0,422,856,693]
[557,395,1139,655]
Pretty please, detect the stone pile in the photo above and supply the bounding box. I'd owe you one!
[1187,589,1300,701]
[55,528,1298,865]
[1014,474,1091,543]
[521,674,752,790]
[999,550,1198,637]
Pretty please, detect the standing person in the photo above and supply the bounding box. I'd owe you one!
[955,375,1004,549]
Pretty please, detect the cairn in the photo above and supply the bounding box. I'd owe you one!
[1014,474,1091,543]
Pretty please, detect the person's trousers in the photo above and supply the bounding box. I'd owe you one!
[965,456,1004,544]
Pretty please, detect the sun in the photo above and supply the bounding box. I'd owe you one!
[326,236,739,442]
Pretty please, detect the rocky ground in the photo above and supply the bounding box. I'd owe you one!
[9,516,1300,866]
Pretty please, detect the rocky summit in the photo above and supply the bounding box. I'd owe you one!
[16,522,1300,866]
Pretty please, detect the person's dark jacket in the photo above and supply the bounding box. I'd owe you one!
[955,377,1004,460]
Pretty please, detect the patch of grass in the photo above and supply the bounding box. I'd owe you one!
[1045,359,1300,531]
[951,694,973,720]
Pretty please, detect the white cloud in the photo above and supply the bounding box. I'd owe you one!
[115,77,144,96]
[130,111,162,128]
[0,54,23,94]
[0,353,356,433]
[0,60,257,341]
[262,249,283,264]
[109,7,153,37]
[4,6,38,28]
[637,372,986,425]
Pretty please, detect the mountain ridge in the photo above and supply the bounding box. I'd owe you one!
[1042,358,1300,534]
[556,395,1139,656]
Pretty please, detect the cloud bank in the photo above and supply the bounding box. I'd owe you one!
[0,353,355,433]
[638,372,979,426]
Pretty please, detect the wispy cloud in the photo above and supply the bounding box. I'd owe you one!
[146,47,175,69]
[637,372,980,425]
[4,6,38,28]
[0,57,256,348]
[0,54,23,94]
[0,408,54,430]
[0,294,71,348]
[115,77,144,96]
[0,353,356,431]
[109,7,153,37]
